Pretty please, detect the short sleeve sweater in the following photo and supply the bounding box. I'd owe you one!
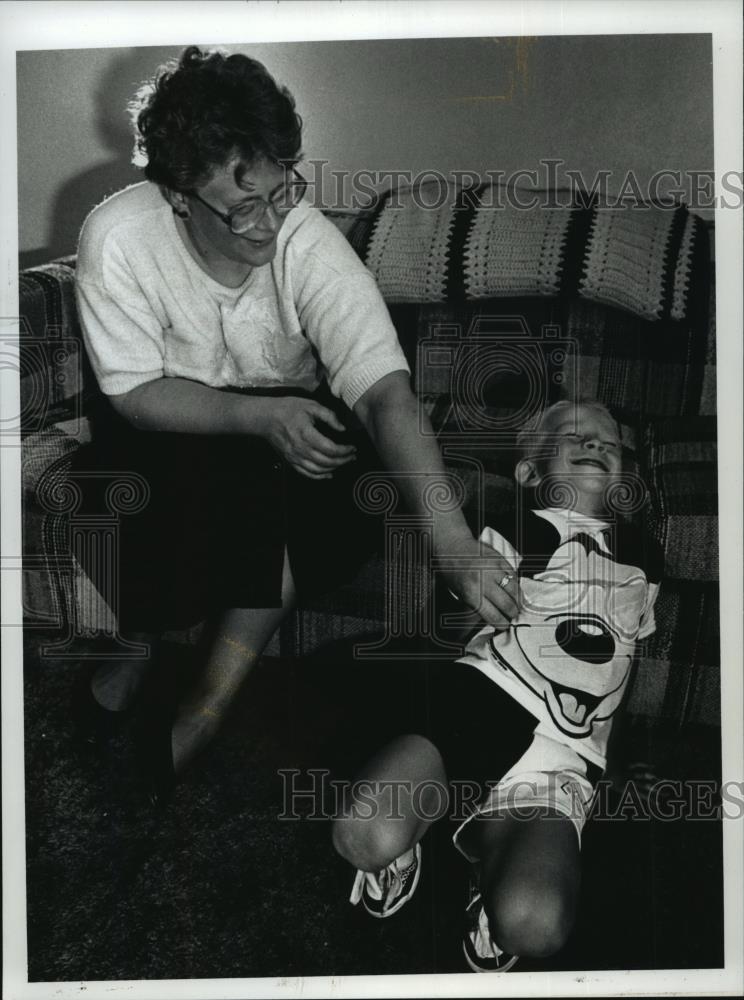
[74,182,410,409]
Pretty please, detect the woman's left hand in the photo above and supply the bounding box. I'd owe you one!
[261,395,358,479]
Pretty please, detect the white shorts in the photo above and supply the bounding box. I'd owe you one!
[453,732,598,859]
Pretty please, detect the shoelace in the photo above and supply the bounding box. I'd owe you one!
[466,889,512,964]
[350,853,418,911]
[468,895,498,958]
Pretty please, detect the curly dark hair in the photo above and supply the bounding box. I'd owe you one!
[129,45,303,190]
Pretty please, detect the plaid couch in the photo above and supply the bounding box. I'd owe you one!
[19,186,719,732]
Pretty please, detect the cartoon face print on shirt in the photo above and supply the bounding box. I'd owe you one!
[489,531,650,739]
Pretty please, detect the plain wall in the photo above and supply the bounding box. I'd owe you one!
[17,34,713,266]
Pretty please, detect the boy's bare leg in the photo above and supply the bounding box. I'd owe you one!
[468,810,581,959]
[170,548,297,774]
[332,734,448,872]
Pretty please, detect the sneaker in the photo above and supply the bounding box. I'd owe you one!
[463,882,519,973]
[349,843,421,918]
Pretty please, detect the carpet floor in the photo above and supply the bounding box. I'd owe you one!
[22,633,724,983]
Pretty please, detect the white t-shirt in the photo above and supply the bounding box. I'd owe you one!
[75,182,410,409]
[458,508,662,770]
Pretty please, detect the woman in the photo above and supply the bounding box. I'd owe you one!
[73,45,517,803]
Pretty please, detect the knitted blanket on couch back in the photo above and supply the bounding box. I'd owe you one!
[350,181,703,323]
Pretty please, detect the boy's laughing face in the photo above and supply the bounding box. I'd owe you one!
[519,405,623,517]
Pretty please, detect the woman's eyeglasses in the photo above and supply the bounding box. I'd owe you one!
[188,170,308,235]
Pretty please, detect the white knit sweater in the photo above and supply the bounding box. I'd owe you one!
[75,182,410,409]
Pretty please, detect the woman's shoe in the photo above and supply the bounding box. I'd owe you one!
[71,667,134,750]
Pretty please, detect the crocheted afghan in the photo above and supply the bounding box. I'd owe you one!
[360,183,703,322]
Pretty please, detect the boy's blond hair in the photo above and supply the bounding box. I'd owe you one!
[515,400,620,462]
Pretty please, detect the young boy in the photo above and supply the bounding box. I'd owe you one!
[332,400,663,972]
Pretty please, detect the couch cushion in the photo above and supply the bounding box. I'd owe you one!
[629,583,720,725]
[642,416,718,582]
[377,271,715,429]
[561,275,715,420]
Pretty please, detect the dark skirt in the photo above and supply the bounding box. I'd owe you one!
[70,383,383,634]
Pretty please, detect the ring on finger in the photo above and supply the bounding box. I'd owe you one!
[499,573,513,588]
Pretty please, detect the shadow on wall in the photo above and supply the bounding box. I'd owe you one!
[20,49,157,270]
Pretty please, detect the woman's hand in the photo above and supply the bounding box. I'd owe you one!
[261,396,357,480]
[442,536,520,629]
